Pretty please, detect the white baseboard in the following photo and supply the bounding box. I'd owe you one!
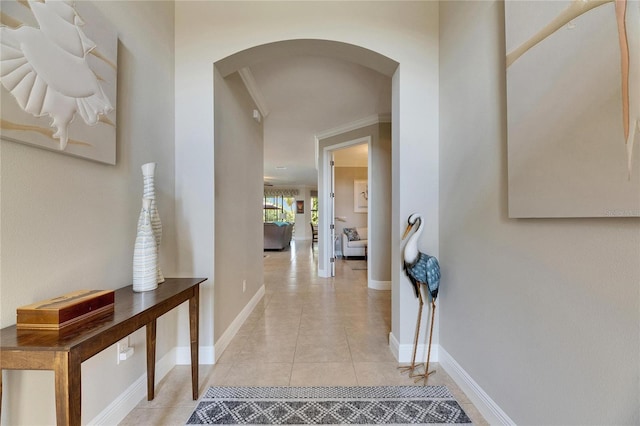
[388,332,439,363]
[88,347,177,425]
[176,285,266,365]
[88,286,266,425]
[388,335,514,424]
[176,345,215,365]
[439,346,515,426]
[214,284,265,362]
[369,279,391,290]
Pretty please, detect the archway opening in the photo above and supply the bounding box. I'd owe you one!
[212,39,398,358]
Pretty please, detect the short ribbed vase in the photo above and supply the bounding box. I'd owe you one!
[140,162,164,283]
[133,198,158,292]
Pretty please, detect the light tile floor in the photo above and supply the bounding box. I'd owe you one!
[120,240,487,425]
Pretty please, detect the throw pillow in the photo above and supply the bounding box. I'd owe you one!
[343,227,360,241]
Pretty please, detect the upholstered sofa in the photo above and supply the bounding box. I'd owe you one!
[264,222,294,250]
[342,227,368,258]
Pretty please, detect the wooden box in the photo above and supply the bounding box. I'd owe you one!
[17,289,115,331]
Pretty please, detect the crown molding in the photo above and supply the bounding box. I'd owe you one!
[314,113,391,169]
[238,67,270,118]
[315,113,390,141]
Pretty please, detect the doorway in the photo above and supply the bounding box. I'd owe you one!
[318,125,392,291]
[323,138,371,279]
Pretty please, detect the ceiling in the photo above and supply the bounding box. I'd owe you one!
[333,143,369,167]
[246,55,391,188]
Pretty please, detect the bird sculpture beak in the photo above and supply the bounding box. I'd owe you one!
[402,223,414,240]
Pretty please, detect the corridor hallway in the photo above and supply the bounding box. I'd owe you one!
[120,240,486,425]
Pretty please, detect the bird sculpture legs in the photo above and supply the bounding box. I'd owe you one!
[415,298,437,385]
[398,286,424,377]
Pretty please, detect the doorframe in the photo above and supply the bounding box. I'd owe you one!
[320,136,371,285]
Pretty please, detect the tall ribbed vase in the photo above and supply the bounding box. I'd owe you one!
[133,198,158,292]
[140,162,164,283]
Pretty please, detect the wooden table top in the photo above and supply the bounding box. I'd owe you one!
[1,278,206,354]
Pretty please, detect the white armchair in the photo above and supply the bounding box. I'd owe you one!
[341,227,368,258]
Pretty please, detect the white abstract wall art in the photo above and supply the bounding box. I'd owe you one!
[354,179,368,213]
[505,0,640,218]
[0,0,117,164]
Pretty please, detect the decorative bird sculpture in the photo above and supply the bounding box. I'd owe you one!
[399,213,440,384]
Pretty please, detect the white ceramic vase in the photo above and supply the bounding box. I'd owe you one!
[133,198,158,292]
[140,162,164,283]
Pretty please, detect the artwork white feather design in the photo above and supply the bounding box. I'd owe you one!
[0,0,113,150]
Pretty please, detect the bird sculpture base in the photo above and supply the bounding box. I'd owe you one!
[397,363,424,378]
[413,368,436,386]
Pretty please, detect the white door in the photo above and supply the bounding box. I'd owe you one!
[329,155,336,277]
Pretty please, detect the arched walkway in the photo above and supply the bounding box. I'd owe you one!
[175,2,441,365]
[213,38,398,359]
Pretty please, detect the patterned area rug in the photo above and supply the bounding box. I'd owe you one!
[185,386,472,425]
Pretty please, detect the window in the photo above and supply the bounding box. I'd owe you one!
[311,195,318,225]
[283,197,295,222]
[263,195,295,223]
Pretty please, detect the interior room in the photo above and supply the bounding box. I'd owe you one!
[333,143,369,260]
[1,1,638,425]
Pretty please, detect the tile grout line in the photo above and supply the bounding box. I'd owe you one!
[289,300,304,385]
[343,324,361,386]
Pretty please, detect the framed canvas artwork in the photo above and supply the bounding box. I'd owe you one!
[505,0,640,217]
[354,179,368,213]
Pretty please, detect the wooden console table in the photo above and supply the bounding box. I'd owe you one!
[0,277,206,426]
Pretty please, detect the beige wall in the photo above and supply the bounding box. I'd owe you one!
[294,186,316,241]
[214,70,264,339]
[297,188,308,239]
[372,122,392,285]
[0,1,176,424]
[439,1,640,424]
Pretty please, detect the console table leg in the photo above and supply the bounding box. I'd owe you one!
[54,351,81,426]
[146,319,157,401]
[189,287,199,400]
